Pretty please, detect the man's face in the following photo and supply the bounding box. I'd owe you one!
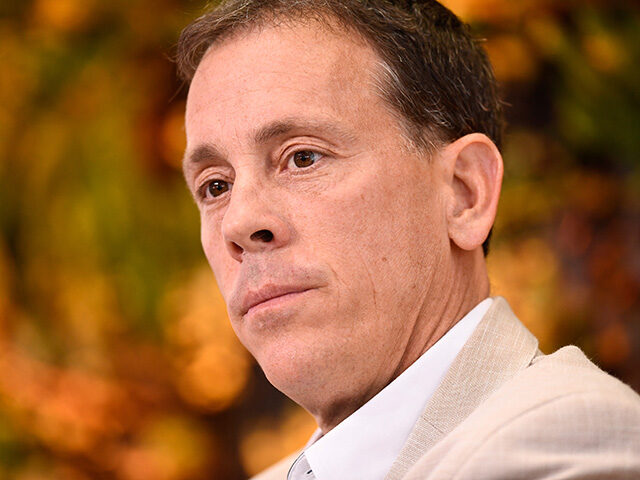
[184,21,451,418]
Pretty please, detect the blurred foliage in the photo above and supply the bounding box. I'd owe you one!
[0,0,638,478]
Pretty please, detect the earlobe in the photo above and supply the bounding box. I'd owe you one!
[445,134,503,251]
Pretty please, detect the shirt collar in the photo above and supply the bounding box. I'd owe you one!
[300,298,493,480]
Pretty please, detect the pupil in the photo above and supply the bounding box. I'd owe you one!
[294,151,315,167]
[208,181,228,197]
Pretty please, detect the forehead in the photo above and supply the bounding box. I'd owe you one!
[184,20,389,148]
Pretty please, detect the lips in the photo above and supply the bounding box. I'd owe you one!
[236,284,315,317]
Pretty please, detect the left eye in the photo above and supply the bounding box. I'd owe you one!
[289,150,322,169]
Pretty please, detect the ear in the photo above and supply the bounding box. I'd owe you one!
[441,133,503,251]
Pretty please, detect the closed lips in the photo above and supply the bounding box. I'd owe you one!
[240,285,314,316]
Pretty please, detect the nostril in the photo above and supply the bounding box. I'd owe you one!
[250,229,274,242]
[230,241,243,257]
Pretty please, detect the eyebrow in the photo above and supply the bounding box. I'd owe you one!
[183,143,225,167]
[253,118,358,145]
[183,117,358,168]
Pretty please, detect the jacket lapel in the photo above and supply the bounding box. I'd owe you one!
[385,296,540,480]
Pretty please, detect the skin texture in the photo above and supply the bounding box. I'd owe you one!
[183,20,503,432]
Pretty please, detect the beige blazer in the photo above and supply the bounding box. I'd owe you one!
[253,297,640,479]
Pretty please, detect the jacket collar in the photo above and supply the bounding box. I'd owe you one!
[385,296,540,480]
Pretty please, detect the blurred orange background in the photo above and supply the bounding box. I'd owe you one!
[0,0,638,478]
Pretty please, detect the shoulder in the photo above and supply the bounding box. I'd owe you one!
[456,352,640,479]
[457,346,640,439]
[515,344,638,400]
[468,346,640,458]
[407,346,640,479]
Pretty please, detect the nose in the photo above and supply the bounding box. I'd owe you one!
[220,177,292,262]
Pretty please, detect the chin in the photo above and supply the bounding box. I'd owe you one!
[255,339,374,423]
[252,338,335,403]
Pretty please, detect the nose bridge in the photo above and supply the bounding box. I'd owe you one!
[222,171,263,234]
[221,166,290,258]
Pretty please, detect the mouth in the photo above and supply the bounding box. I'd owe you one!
[240,285,315,317]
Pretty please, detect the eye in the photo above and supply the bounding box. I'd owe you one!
[288,150,322,169]
[206,179,230,198]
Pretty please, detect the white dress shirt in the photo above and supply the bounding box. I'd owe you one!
[287,298,493,480]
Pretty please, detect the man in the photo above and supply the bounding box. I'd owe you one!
[177,1,640,479]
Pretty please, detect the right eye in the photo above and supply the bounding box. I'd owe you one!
[205,179,230,198]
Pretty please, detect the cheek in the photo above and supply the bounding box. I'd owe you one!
[314,173,431,253]
[200,213,217,263]
[200,215,235,296]
[306,166,445,298]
